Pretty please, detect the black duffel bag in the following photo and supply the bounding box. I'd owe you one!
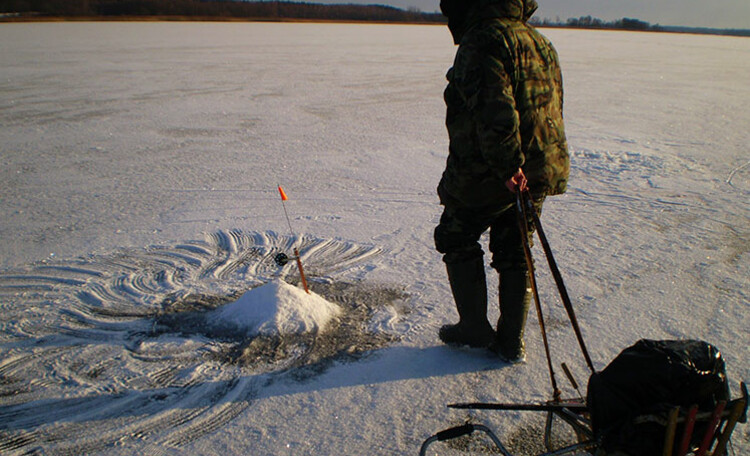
[587,339,730,456]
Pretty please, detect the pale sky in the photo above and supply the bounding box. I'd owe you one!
[532,0,750,29]
[325,0,750,29]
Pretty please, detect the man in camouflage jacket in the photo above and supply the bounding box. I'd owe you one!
[435,0,569,362]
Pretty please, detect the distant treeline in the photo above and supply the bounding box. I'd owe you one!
[531,15,750,37]
[1,1,748,37]
[0,0,445,23]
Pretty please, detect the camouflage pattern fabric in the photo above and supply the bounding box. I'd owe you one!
[438,0,569,210]
[435,194,544,268]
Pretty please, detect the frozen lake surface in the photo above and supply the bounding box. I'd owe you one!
[1,22,748,455]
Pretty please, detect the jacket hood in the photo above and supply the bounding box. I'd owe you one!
[442,0,538,44]
[477,0,538,21]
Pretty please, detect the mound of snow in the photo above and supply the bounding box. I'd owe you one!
[211,279,341,337]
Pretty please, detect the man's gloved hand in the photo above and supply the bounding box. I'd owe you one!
[505,168,528,193]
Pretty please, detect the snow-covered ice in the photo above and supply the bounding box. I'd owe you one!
[0,22,748,455]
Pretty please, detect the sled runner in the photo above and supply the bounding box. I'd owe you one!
[420,381,747,456]
[421,191,748,456]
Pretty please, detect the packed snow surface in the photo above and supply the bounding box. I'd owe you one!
[0,22,748,456]
[212,279,341,336]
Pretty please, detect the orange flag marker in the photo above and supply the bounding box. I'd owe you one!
[277,185,310,294]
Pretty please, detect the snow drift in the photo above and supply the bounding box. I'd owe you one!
[211,279,341,337]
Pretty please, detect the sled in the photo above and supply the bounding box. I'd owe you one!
[421,192,748,455]
[420,382,747,455]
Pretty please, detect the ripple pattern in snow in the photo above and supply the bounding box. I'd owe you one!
[0,231,404,454]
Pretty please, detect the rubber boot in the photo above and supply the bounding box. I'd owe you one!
[438,258,495,348]
[493,269,531,363]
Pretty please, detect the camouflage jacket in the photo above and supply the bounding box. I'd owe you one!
[438,0,569,208]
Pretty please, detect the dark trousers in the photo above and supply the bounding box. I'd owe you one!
[434,196,544,270]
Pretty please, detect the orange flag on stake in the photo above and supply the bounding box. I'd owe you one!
[276,185,310,294]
